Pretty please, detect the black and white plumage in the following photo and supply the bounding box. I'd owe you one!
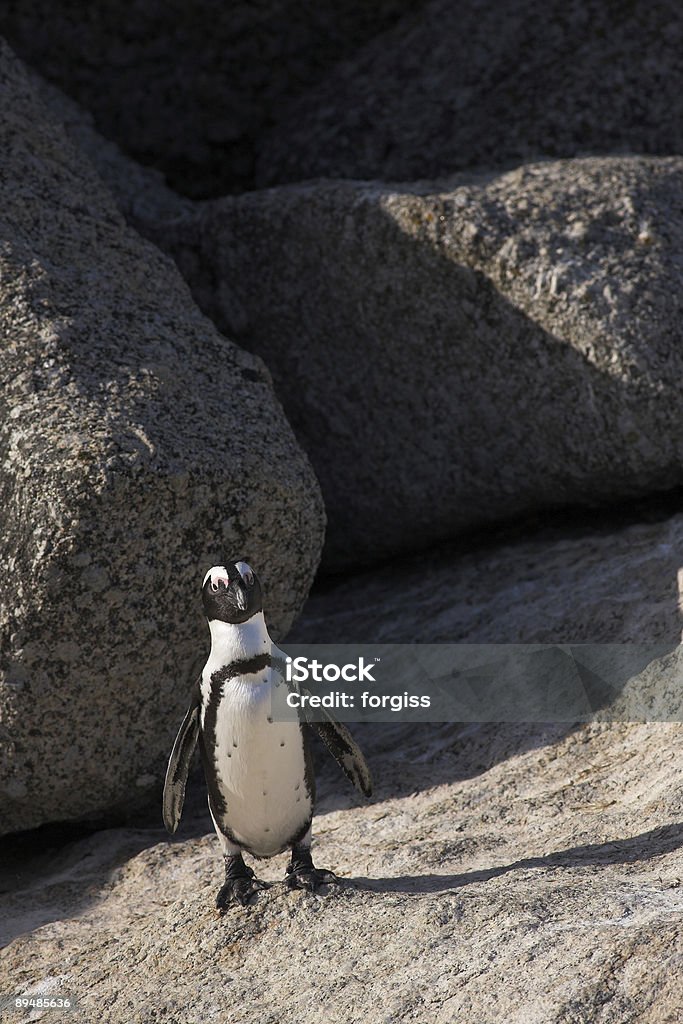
[163,560,372,910]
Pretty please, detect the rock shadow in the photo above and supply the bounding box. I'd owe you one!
[0,767,215,949]
[351,822,683,895]
[311,637,679,802]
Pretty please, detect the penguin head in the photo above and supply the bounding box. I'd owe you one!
[201,561,263,624]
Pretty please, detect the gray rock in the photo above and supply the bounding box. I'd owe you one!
[257,0,683,186]
[2,712,683,1023]
[30,73,192,232]
[0,39,324,837]
[152,157,683,569]
[597,645,683,724]
[290,511,683,643]
[0,0,419,197]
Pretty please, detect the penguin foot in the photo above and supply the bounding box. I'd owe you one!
[216,855,269,911]
[286,866,338,892]
[285,846,339,892]
[216,875,269,910]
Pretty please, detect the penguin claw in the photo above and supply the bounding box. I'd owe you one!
[216,875,270,911]
[285,867,339,892]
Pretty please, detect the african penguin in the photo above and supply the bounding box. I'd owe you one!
[163,560,372,910]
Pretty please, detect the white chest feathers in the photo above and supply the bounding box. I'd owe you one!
[200,614,312,857]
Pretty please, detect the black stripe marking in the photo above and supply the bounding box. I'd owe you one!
[210,653,272,687]
[301,725,316,806]
[200,654,271,826]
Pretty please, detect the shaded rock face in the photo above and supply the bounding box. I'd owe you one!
[154,157,683,570]
[4,0,682,199]
[30,73,192,233]
[257,0,683,187]
[290,512,683,644]
[0,40,325,837]
[0,0,419,198]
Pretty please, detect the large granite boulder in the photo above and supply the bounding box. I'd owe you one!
[151,156,683,569]
[0,0,418,197]
[0,39,325,837]
[257,0,683,186]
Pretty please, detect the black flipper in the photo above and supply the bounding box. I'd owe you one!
[271,646,373,799]
[309,711,373,798]
[162,678,201,834]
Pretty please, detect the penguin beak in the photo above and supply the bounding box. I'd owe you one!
[234,583,248,612]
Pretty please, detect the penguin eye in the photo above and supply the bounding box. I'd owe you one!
[211,582,219,593]
[244,571,254,587]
